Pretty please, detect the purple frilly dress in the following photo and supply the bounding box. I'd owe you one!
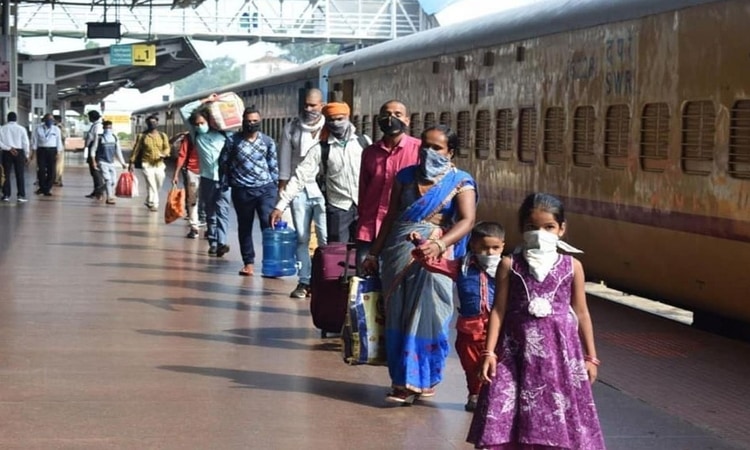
[467,254,605,449]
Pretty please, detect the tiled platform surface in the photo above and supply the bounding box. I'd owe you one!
[0,165,748,450]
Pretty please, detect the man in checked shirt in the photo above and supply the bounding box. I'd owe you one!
[219,106,278,276]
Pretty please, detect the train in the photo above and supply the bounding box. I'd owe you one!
[132,0,750,338]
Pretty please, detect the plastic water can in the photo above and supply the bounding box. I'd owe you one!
[262,221,298,277]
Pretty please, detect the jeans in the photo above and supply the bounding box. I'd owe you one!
[98,161,117,199]
[326,203,358,243]
[35,147,57,194]
[141,162,165,208]
[290,190,327,284]
[200,177,231,247]
[2,150,26,198]
[231,182,278,265]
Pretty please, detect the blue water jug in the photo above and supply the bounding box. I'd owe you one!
[262,221,298,277]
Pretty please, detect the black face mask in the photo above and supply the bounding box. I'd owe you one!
[378,116,406,136]
[146,122,157,131]
[243,122,260,134]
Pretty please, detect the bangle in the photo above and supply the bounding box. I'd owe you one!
[480,350,497,359]
[429,238,447,254]
[584,355,601,366]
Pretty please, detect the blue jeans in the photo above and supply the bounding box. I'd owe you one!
[232,182,278,265]
[199,177,231,247]
[290,190,327,285]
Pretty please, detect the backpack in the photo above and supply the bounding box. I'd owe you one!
[317,133,370,196]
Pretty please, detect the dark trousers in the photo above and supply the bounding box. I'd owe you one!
[36,148,57,194]
[326,203,358,243]
[2,151,26,198]
[87,156,105,195]
[231,182,277,265]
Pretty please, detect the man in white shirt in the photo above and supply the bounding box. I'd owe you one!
[0,112,31,202]
[277,88,327,298]
[31,113,64,196]
[270,101,371,244]
[84,110,105,199]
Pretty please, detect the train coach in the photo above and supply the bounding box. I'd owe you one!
[133,0,750,337]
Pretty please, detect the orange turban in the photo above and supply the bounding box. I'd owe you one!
[322,102,351,117]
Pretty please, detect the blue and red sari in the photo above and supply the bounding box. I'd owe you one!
[380,165,476,393]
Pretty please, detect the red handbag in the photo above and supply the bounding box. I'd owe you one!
[115,172,134,197]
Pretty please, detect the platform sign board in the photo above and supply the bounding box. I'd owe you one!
[110,45,133,66]
[132,44,156,66]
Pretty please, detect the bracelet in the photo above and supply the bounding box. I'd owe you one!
[429,238,447,254]
[480,350,497,359]
[584,355,601,366]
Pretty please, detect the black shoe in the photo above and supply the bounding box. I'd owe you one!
[208,245,218,256]
[43,192,52,197]
[186,229,199,239]
[216,244,230,257]
[290,283,310,299]
[35,189,43,195]
[85,193,96,198]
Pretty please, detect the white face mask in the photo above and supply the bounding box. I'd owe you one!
[522,230,583,281]
[475,253,501,278]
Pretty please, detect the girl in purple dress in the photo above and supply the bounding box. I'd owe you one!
[467,193,605,449]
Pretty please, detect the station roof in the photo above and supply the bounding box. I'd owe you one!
[19,37,204,110]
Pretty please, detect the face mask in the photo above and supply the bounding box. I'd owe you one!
[327,119,350,138]
[243,122,260,134]
[418,147,452,180]
[103,129,113,136]
[377,116,406,136]
[196,124,209,134]
[475,254,501,278]
[303,110,322,124]
[44,119,54,127]
[146,122,157,131]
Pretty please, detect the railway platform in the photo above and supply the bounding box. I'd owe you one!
[0,164,748,449]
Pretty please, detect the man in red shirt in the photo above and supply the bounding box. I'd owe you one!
[172,132,202,238]
[356,100,421,266]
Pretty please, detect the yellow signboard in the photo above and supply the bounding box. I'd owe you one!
[132,44,156,66]
[104,114,131,125]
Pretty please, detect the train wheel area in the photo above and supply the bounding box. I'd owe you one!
[0,166,747,450]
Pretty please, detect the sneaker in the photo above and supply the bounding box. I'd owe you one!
[186,229,199,239]
[464,394,479,412]
[1,197,9,202]
[35,189,43,195]
[216,244,230,257]
[17,197,28,203]
[290,283,310,299]
[208,245,218,256]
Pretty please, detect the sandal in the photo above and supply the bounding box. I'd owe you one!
[105,199,115,205]
[238,265,254,276]
[385,388,417,405]
[419,387,437,398]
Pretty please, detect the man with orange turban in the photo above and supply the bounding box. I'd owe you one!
[271,101,371,245]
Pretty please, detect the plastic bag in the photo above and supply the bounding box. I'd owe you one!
[208,92,245,130]
[342,276,386,366]
[115,172,134,197]
[164,185,186,224]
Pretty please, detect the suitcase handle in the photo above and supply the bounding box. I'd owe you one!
[338,244,357,283]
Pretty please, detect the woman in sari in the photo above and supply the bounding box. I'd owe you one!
[362,125,477,404]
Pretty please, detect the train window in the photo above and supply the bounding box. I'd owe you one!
[439,112,452,128]
[455,56,466,71]
[424,112,436,129]
[640,103,670,172]
[516,46,526,62]
[410,113,421,138]
[469,80,479,105]
[518,107,537,163]
[572,106,596,167]
[729,100,750,179]
[543,107,565,165]
[604,105,630,169]
[456,111,470,157]
[361,115,371,137]
[353,115,360,133]
[432,61,440,74]
[475,110,491,160]
[483,52,495,67]
[681,101,716,176]
[372,115,381,141]
[495,108,513,161]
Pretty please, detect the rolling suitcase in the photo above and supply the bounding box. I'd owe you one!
[310,243,356,338]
